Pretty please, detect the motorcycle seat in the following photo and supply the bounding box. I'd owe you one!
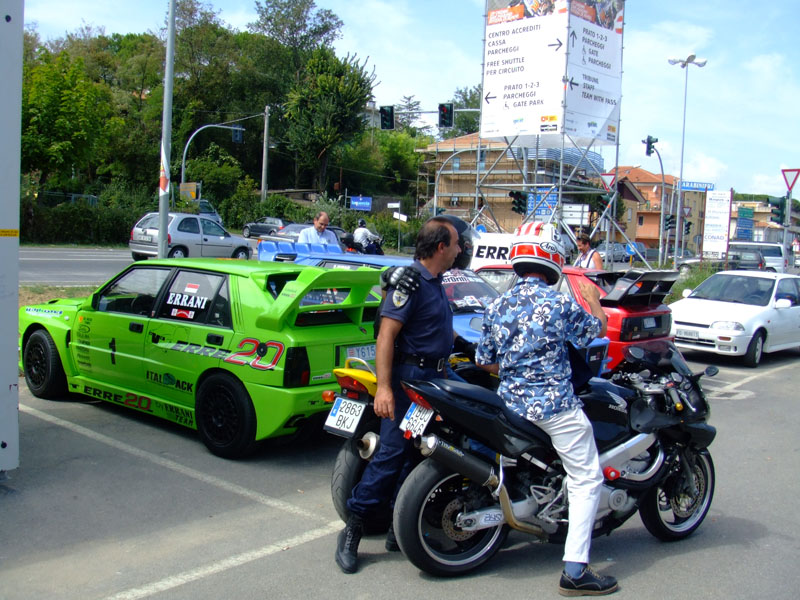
[432,379,551,443]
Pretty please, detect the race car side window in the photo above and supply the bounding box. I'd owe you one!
[158,270,228,325]
[96,267,171,315]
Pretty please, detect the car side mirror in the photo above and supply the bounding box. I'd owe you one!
[775,298,792,309]
[681,288,692,298]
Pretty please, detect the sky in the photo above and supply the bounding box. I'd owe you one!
[23,0,800,197]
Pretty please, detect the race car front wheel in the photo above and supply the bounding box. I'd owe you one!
[23,329,67,399]
[196,373,256,459]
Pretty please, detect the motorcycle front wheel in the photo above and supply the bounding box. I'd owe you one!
[639,449,715,541]
[393,459,508,577]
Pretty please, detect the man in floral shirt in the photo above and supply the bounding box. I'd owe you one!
[476,222,617,596]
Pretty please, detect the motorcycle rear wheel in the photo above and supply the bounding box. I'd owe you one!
[639,450,715,541]
[394,459,508,577]
[331,433,391,535]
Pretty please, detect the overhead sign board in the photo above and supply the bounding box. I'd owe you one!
[350,196,372,211]
[393,211,408,222]
[480,0,624,148]
[529,193,557,216]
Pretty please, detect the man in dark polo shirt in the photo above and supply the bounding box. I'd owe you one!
[335,216,461,574]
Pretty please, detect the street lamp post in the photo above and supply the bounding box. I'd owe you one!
[668,53,706,268]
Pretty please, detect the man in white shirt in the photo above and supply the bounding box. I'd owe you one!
[298,211,339,245]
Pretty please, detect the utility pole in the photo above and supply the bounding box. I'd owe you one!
[261,105,269,202]
[157,0,176,258]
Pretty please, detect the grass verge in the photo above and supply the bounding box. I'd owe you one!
[18,286,95,309]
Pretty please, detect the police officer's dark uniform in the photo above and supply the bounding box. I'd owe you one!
[345,258,453,521]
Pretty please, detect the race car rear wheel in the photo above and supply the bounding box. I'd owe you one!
[196,373,256,459]
[23,329,67,399]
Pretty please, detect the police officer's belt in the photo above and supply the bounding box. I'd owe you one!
[395,352,447,372]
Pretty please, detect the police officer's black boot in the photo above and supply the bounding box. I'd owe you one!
[335,514,363,574]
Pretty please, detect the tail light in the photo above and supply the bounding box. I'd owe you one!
[335,374,369,399]
[167,233,172,245]
[283,347,310,387]
[130,229,134,241]
[402,384,432,410]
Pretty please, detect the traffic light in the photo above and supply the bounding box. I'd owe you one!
[769,195,786,224]
[684,221,692,235]
[664,215,676,230]
[379,105,395,130]
[642,135,657,156]
[509,191,526,215]
[438,103,454,128]
[232,125,244,143]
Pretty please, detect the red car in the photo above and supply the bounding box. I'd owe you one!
[474,264,678,370]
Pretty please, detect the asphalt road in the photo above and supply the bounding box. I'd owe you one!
[3,350,800,600]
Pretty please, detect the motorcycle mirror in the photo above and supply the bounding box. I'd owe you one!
[704,365,719,377]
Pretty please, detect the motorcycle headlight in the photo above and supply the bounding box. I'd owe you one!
[709,321,745,331]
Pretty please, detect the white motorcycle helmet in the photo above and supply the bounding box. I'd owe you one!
[510,221,566,285]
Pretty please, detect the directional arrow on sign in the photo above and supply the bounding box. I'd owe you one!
[484,92,496,104]
[548,39,563,51]
[569,30,577,47]
[567,77,578,90]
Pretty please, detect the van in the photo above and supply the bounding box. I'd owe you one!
[727,242,788,273]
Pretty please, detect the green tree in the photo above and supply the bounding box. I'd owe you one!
[249,0,342,77]
[21,51,121,188]
[441,84,482,139]
[285,49,375,191]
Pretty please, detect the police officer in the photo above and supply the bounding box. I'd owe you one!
[335,216,464,574]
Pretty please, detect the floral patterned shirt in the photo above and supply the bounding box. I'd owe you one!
[476,277,602,422]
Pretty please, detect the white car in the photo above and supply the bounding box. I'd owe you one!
[670,271,800,367]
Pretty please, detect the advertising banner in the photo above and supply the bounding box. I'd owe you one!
[703,190,732,257]
[480,0,624,148]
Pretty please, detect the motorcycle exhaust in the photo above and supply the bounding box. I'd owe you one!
[418,435,498,488]
[418,435,547,538]
[356,431,380,460]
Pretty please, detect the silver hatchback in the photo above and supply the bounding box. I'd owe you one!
[129,212,251,261]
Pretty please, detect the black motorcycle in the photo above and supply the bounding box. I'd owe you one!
[390,340,717,576]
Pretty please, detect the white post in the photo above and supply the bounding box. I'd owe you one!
[0,0,23,475]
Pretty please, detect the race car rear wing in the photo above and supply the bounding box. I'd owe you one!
[596,269,679,308]
[255,265,381,330]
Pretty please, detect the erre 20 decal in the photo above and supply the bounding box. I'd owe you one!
[224,338,285,371]
[83,385,153,412]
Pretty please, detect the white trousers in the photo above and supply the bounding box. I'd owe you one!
[535,407,603,564]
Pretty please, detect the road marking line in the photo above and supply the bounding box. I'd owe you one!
[711,362,796,393]
[19,404,329,522]
[103,521,342,600]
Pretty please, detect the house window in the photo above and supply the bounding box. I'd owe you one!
[452,157,460,171]
[479,150,486,170]
[638,215,644,226]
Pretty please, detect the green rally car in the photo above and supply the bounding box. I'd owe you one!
[19,258,381,458]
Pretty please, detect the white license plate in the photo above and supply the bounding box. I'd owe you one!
[676,328,698,339]
[135,234,152,242]
[324,396,367,437]
[643,317,656,329]
[399,403,434,438]
[346,344,376,361]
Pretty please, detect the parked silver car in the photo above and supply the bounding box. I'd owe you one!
[129,212,251,261]
[595,241,626,262]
